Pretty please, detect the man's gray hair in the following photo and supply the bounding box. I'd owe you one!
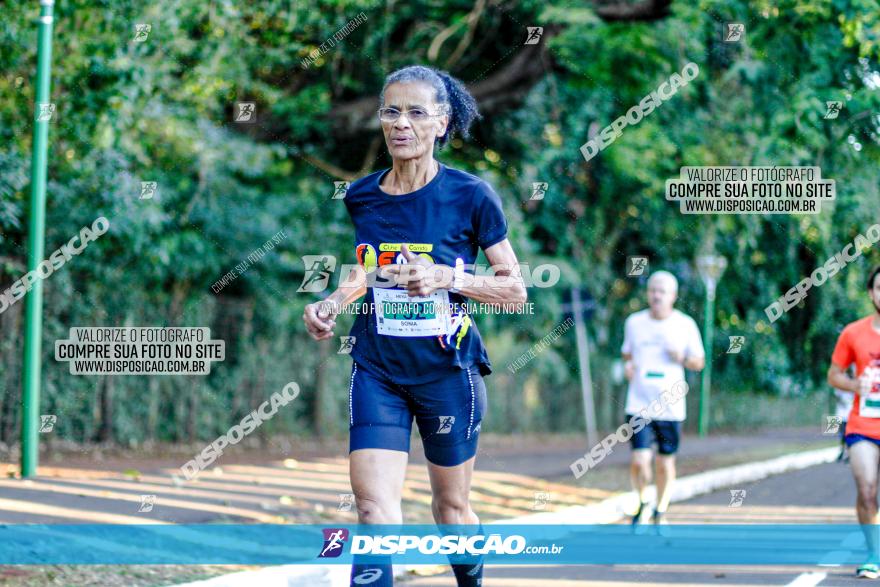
[647,270,678,292]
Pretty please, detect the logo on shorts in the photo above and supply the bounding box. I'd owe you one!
[472,422,481,434]
[318,528,349,558]
[437,416,455,434]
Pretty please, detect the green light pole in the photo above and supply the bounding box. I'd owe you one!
[21,0,56,478]
[696,254,726,437]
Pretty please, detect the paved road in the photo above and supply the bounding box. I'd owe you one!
[399,460,868,586]
[0,429,828,526]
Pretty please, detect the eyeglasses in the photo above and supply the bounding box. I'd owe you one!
[377,107,446,122]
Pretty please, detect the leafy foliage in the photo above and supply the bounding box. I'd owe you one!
[1,0,878,445]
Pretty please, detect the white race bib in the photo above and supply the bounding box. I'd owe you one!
[860,368,880,418]
[638,365,677,393]
[373,288,451,337]
[860,393,880,418]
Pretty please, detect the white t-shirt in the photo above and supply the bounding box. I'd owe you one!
[621,309,704,422]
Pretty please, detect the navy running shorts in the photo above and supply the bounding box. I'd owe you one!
[845,433,880,448]
[348,361,487,467]
[626,414,681,455]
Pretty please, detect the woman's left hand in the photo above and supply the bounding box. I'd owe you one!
[380,244,453,297]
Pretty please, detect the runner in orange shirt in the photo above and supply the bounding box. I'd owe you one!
[828,265,880,579]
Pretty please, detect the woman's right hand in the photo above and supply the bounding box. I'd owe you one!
[855,368,880,396]
[303,299,340,341]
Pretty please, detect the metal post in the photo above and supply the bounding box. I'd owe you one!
[21,0,56,478]
[698,282,716,437]
[571,287,598,447]
[696,254,726,438]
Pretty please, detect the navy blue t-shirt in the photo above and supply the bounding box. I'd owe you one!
[343,161,508,385]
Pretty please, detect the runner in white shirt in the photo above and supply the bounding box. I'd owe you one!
[621,271,705,526]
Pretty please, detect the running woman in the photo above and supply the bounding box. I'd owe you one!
[621,270,705,526]
[302,65,527,587]
[827,265,880,579]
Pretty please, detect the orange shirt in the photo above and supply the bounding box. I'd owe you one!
[831,315,880,439]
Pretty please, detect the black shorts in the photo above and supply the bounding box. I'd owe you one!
[349,362,487,467]
[626,414,681,455]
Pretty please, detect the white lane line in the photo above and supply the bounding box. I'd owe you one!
[785,571,827,587]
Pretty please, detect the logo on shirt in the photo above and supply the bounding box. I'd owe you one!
[356,243,434,272]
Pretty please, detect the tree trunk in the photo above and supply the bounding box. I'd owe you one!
[0,301,23,444]
[147,377,159,441]
[96,375,115,443]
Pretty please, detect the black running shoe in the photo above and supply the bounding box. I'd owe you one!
[653,508,670,537]
[631,501,649,525]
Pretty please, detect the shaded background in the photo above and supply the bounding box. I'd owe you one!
[1,0,879,450]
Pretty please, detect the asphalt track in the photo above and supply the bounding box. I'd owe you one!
[398,460,869,586]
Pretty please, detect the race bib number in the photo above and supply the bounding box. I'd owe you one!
[373,288,451,337]
[638,365,678,393]
[860,394,880,418]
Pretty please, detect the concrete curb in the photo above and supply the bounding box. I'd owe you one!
[491,446,840,527]
[166,446,838,586]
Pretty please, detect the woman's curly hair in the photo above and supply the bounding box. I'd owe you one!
[379,65,481,148]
